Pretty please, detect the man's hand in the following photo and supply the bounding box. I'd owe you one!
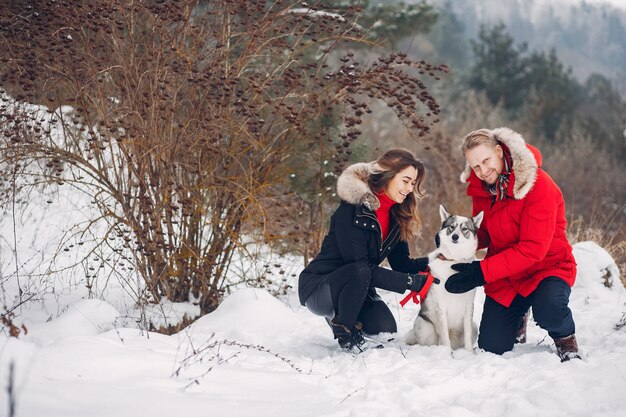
[445,261,485,293]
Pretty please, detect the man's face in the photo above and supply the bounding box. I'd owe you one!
[465,144,504,185]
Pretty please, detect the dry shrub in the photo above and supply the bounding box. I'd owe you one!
[540,127,625,286]
[0,0,445,315]
[540,128,625,226]
[151,314,197,336]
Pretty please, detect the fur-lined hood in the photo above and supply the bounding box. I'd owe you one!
[460,127,540,200]
[336,161,382,210]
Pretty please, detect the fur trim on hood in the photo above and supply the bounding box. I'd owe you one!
[460,127,539,200]
[336,161,383,210]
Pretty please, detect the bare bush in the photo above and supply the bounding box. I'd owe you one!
[174,333,304,388]
[0,1,445,314]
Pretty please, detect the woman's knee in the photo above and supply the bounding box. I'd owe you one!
[305,283,334,318]
[327,262,373,315]
[363,314,397,334]
[358,300,397,334]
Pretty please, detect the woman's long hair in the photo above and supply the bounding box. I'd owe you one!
[367,148,425,241]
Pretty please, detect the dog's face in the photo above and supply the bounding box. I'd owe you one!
[435,205,484,261]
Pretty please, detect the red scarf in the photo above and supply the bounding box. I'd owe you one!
[375,192,395,241]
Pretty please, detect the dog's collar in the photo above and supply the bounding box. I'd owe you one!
[436,253,452,261]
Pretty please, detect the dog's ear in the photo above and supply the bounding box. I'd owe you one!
[435,232,441,248]
[472,211,484,229]
[439,204,451,222]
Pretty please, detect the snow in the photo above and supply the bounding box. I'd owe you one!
[24,299,120,346]
[1,240,625,417]
[284,8,348,22]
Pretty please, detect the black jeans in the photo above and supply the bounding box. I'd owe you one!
[478,276,576,355]
[304,262,400,334]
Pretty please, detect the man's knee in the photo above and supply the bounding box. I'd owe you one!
[532,303,575,337]
[478,299,518,355]
[531,277,575,336]
[478,332,514,355]
[533,302,563,327]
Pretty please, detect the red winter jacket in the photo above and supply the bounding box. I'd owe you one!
[461,128,577,307]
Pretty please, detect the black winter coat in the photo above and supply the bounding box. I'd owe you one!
[298,201,428,305]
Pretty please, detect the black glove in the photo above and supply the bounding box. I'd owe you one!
[445,261,485,294]
[407,272,440,292]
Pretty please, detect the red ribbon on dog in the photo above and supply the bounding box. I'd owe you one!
[399,270,436,307]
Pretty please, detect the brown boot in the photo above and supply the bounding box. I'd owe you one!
[515,310,530,344]
[554,334,581,362]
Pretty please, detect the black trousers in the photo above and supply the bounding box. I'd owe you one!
[304,261,401,334]
[478,276,576,355]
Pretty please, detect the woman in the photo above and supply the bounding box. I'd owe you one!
[298,148,437,351]
[446,127,579,361]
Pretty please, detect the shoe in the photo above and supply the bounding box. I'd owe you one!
[554,334,581,362]
[329,317,365,351]
[515,310,530,344]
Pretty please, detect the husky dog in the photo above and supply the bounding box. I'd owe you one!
[406,205,484,351]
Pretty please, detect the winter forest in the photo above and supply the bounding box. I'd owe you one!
[0,1,625,416]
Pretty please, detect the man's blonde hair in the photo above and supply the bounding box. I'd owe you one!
[461,128,498,155]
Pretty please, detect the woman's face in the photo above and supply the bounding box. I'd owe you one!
[384,165,418,204]
[465,144,504,185]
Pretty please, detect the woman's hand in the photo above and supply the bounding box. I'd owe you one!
[407,272,440,292]
[414,256,429,272]
[399,272,440,307]
[445,261,485,293]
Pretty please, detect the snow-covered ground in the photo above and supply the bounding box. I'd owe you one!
[0,238,624,417]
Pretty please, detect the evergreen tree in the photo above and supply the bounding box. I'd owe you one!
[522,49,582,139]
[468,23,528,110]
[578,74,626,157]
[468,24,585,140]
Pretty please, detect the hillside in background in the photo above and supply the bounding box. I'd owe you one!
[401,0,626,95]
